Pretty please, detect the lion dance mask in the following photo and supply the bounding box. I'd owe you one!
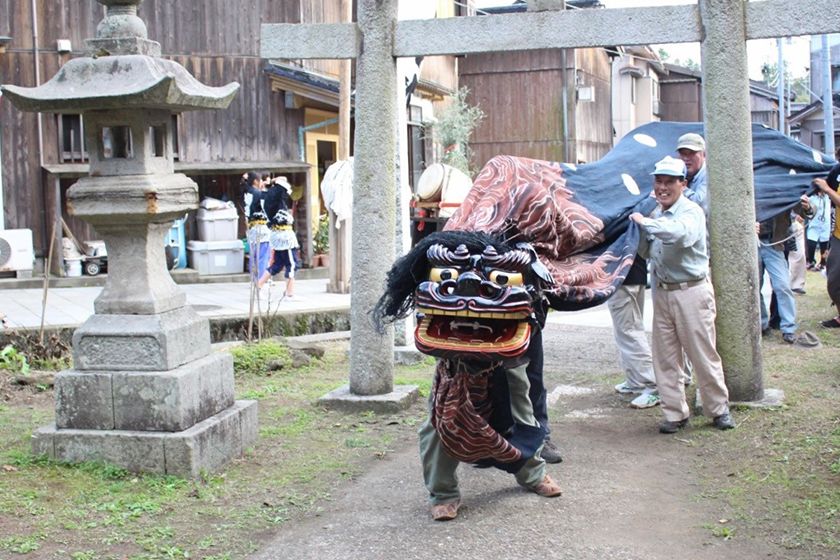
[374,229,554,472]
[374,121,835,489]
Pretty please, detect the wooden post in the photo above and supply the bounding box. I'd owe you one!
[326,0,353,295]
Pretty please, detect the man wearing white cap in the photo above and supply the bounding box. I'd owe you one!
[630,156,734,434]
[676,132,708,216]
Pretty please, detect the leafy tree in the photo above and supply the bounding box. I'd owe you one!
[760,62,810,102]
[427,87,485,176]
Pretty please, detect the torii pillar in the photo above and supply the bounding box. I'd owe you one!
[266,0,417,412]
[700,0,764,402]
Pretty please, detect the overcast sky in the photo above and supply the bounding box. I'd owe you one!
[472,0,812,80]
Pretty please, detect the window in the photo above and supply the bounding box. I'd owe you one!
[149,125,167,157]
[171,114,181,161]
[57,114,87,162]
[101,126,133,159]
[407,105,426,192]
[631,76,637,105]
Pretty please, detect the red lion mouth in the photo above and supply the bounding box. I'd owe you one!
[415,308,532,360]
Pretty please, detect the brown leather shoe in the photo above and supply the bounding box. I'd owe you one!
[530,474,563,498]
[430,499,460,521]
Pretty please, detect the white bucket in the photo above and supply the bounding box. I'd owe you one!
[65,258,82,277]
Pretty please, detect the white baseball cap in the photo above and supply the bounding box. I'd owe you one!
[651,156,687,178]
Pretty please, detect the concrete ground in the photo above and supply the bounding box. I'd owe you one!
[0,277,350,330]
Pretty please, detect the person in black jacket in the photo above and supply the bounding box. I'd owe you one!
[814,160,840,328]
[242,172,270,283]
[256,177,300,300]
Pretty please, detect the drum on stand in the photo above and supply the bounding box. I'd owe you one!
[438,165,473,219]
[416,163,446,202]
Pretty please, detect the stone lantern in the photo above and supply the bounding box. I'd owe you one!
[1,0,257,477]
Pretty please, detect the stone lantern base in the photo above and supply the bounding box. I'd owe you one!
[2,0,253,478]
[31,307,258,478]
[32,401,257,478]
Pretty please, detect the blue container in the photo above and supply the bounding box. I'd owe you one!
[166,218,187,269]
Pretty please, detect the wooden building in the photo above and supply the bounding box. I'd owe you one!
[658,63,784,131]
[0,0,459,274]
[788,100,840,153]
[459,1,613,168]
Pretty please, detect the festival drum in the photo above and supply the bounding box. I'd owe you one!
[415,163,446,202]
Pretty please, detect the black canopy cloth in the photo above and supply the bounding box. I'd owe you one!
[444,121,836,311]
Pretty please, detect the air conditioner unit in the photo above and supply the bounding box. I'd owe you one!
[0,229,35,275]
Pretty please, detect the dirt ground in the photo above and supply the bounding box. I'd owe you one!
[248,323,794,560]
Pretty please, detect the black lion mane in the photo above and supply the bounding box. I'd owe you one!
[372,230,517,333]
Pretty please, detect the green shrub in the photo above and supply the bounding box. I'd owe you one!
[0,345,29,374]
[230,340,291,376]
[428,86,485,176]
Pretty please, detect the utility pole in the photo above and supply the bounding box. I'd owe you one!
[777,37,785,133]
[821,35,835,156]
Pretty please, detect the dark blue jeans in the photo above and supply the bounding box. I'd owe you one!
[525,329,550,438]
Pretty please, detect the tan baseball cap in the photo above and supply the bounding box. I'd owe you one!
[676,133,706,152]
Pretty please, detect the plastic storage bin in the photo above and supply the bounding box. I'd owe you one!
[187,240,244,275]
[64,257,82,277]
[196,207,238,242]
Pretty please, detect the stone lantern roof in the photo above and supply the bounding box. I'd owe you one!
[1,55,239,113]
[1,0,238,113]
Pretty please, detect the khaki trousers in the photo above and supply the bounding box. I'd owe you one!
[652,281,729,422]
[607,285,656,390]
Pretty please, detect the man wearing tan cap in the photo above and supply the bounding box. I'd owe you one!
[676,132,708,216]
[630,156,734,434]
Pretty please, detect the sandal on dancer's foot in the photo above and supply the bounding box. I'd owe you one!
[430,499,460,521]
[530,474,563,498]
[820,317,840,328]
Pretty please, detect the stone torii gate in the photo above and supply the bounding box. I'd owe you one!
[262,0,840,406]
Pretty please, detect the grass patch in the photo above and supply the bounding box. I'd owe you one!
[0,338,431,559]
[3,279,835,558]
[230,339,291,376]
[692,273,840,558]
